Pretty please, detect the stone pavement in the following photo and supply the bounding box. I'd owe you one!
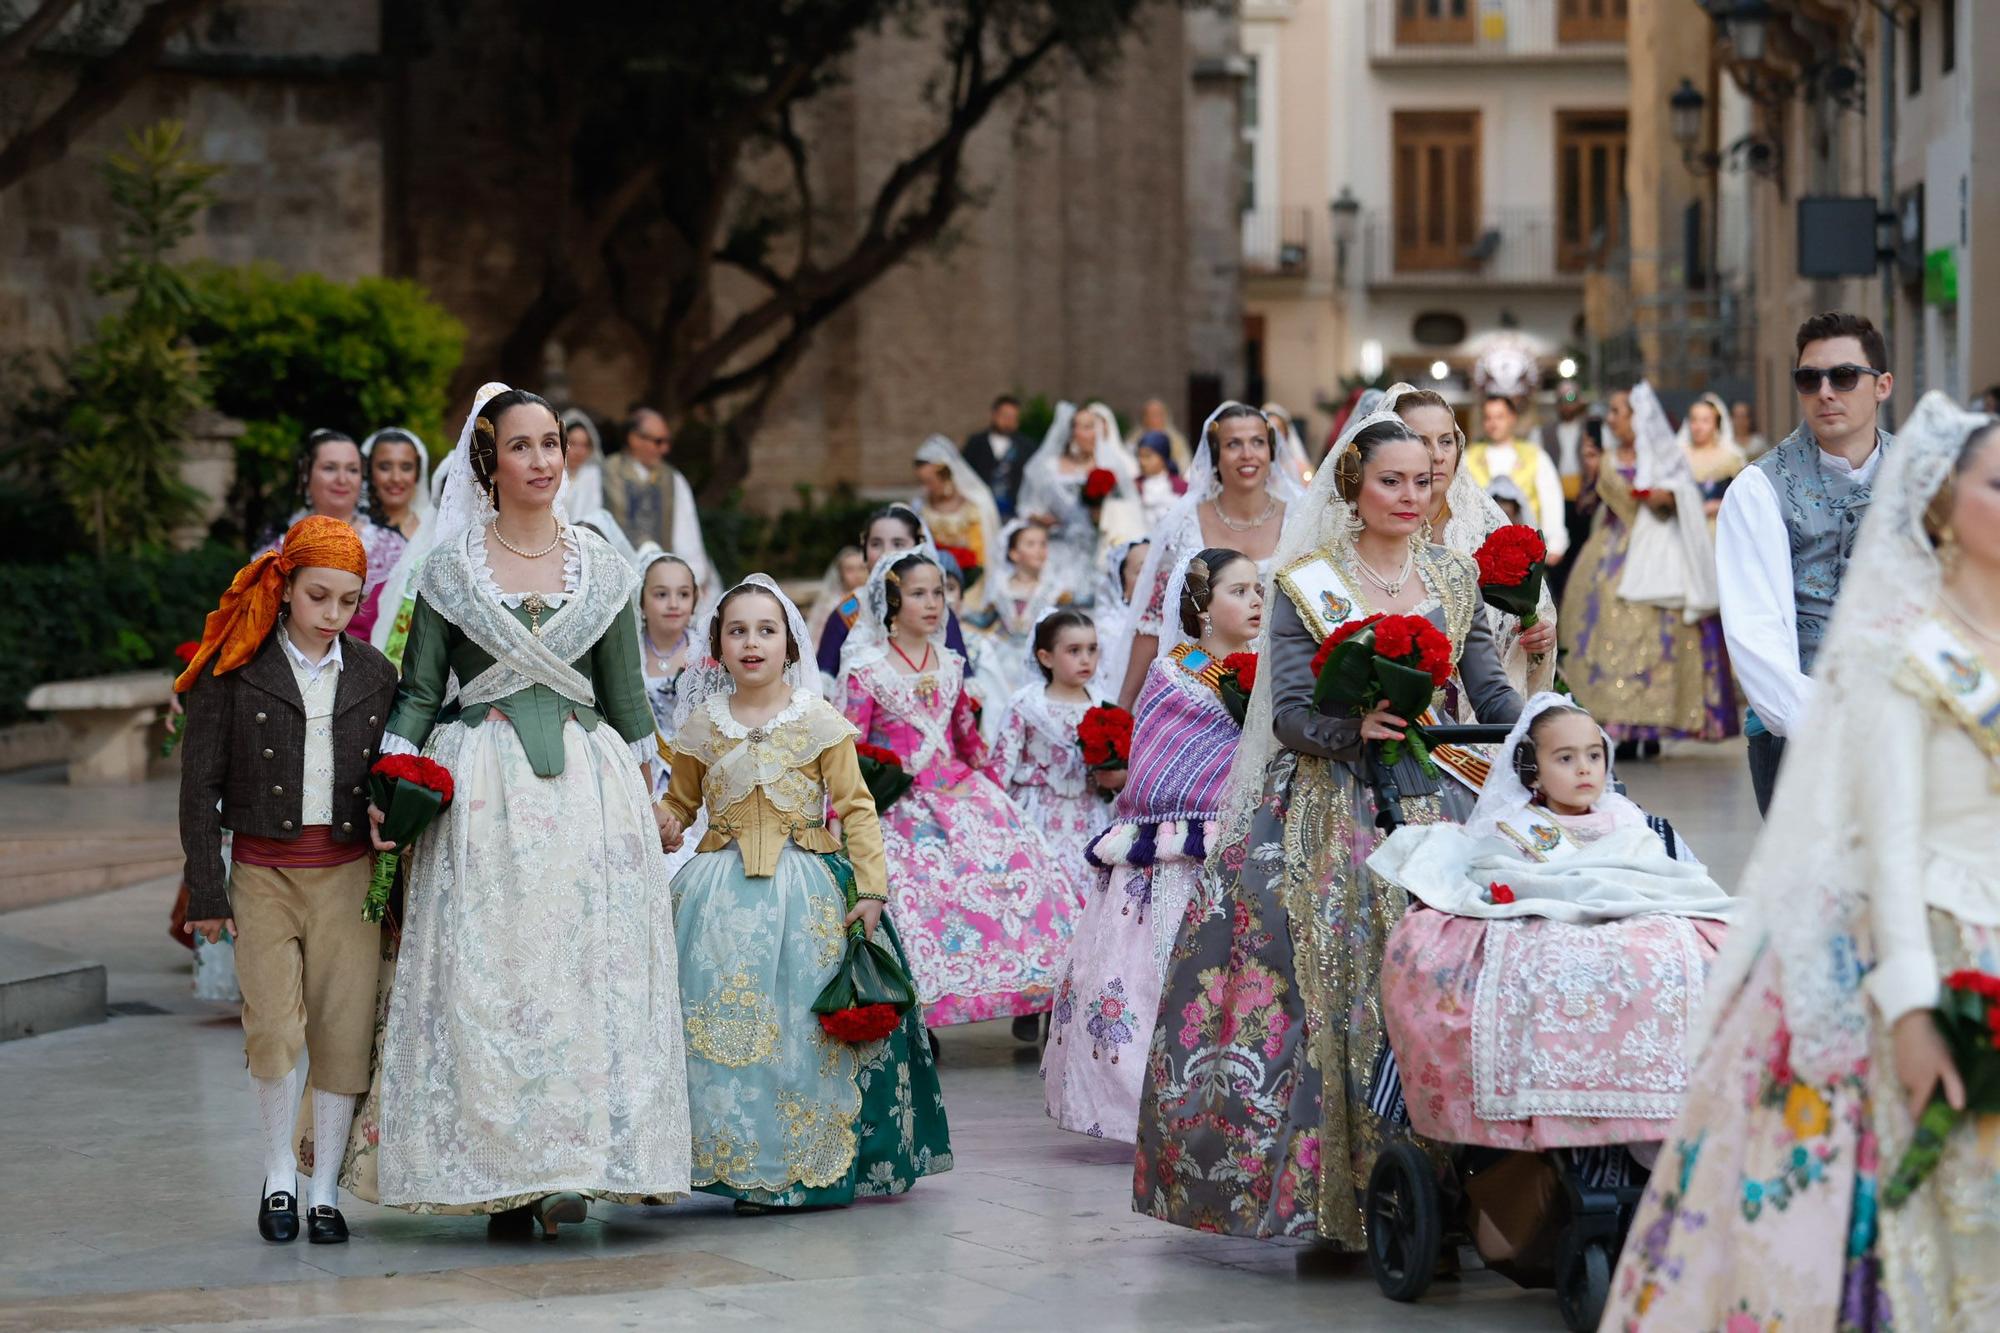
[0,741,1757,1332]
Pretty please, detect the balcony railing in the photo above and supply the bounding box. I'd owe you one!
[1371,0,1627,63]
[1361,207,1591,288]
[1242,206,1317,277]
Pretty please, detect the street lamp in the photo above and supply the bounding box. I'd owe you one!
[1668,76,1782,180]
[1707,1,1773,64]
[1669,78,1705,151]
[1330,187,1360,287]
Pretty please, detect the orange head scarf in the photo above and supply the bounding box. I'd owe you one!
[175,516,369,693]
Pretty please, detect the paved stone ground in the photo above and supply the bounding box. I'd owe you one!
[0,740,1756,1332]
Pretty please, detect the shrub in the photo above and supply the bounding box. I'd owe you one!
[184,266,464,542]
[0,543,248,725]
[702,483,886,585]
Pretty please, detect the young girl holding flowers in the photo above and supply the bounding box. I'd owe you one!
[658,576,949,1210]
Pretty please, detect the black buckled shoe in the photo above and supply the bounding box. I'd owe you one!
[305,1205,349,1244]
[258,1187,299,1243]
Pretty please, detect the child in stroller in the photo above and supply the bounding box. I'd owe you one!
[1359,693,1736,1331]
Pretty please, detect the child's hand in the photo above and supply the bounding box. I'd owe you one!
[1359,700,1407,743]
[1893,1009,1966,1120]
[1093,766,1128,793]
[367,803,396,852]
[655,806,684,853]
[844,897,884,939]
[184,917,234,944]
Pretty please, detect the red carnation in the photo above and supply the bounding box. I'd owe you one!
[1311,614,1385,677]
[1473,525,1546,588]
[1083,468,1119,503]
[1488,883,1516,905]
[818,1003,902,1044]
[938,544,980,577]
[1221,652,1258,693]
[1077,703,1134,770]
[856,742,903,769]
[173,641,201,664]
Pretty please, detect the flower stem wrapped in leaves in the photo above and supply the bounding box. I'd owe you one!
[811,852,917,1044]
[1309,613,1453,773]
[854,741,913,815]
[1472,524,1548,630]
[1217,651,1258,726]
[1884,969,2000,1208]
[363,754,454,923]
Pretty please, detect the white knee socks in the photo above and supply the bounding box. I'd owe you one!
[252,1067,300,1200]
[308,1088,355,1212]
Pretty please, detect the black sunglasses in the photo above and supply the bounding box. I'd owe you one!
[1792,364,1882,394]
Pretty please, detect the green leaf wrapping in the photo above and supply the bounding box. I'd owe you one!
[1884,984,2000,1208]
[362,772,448,924]
[857,754,914,814]
[1481,564,1546,629]
[811,849,916,1016]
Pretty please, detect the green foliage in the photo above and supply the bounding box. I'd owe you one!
[184,265,465,540]
[0,543,249,726]
[701,484,886,584]
[57,120,218,555]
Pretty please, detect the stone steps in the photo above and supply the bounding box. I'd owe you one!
[0,830,182,913]
[0,934,106,1041]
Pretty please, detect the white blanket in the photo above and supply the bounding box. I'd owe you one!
[1367,824,1735,925]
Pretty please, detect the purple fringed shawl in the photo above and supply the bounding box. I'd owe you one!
[1085,659,1240,869]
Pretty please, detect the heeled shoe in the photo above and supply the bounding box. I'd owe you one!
[487,1204,535,1239]
[257,1186,299,1243]
[305,1205,349,1245]
[531,1192,588,1237]
[1010,1014,1041,1043]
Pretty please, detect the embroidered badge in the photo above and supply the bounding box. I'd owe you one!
[1320,589,1353,624]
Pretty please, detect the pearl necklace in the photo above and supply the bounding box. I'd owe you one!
[1209,496,1279,533]
[490,518,564,560]
[1940,590,2000,646]
[1354,547,1415,598]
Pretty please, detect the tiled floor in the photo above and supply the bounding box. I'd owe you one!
[0,740,1757,1332]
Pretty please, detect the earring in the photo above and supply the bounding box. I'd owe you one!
[1938,523,1960,575]
[1200,614,1214,639]
[1344,510,1366,538]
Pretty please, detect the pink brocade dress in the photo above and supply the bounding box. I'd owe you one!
[842,655,1084,1027]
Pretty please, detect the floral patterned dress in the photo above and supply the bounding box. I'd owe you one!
[994,687,1112,908]
[841,653,1083,1027]
[1042,645,1241,1142]
[1132,543,1521,1249]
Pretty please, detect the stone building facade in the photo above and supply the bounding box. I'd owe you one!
[1,1,1242,509]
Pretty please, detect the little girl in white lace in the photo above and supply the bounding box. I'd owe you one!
[994,609,1117,907]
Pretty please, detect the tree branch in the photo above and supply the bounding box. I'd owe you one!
[0,0,217,195]
[0,0,82,67]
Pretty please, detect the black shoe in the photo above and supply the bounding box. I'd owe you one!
[257,1187,299,1243]
[487,1204,535,1239]
[305,1205,349,1244]
[1641,738,1661,760]
[1613,740,1638,764]
[1011,1014,1041,1043]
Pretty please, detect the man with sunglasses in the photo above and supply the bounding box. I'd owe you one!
[1716,312,1893,814]
[602,406,713,595]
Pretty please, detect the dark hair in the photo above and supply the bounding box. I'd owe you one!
[1032,608,1096,683]
[296,428,359,509]
[991,394,1021,413]
[1203,403,1274,475]
[363,429,423,521]
[1512,704,1599,792]
[1795,311,1889,372]
[470,390,561,500]
[1923,418,2000,546]
[881,551,940,629]
[1006,519,1051,557]
[860,503,924,548]
[1331,418,1423,503]
[625,405,665,439]
[1178,546,1249,639]
[1482,394,1518,414]
[707,583,800,667]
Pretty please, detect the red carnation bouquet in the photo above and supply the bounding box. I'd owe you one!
[160,641,203,758]
[1884,969,2000,1207]
[363,754,454,923]
[811,853,917,1044]
[1077,702,1134,802]
[854,741,913,814]
[1472,524,1548,631]
[1083,468,1119,504]
[1217,652,1258,726]
[1309,613,1454,772]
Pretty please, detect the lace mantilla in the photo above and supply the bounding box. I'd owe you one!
[671,688,857,822]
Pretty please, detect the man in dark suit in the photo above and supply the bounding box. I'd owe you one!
[962,394,1031,519]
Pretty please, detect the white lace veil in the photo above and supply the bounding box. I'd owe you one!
[1619,379,1719,620]
[359,426,434,653]
[1673,390,1740,458]
[838,547,950,686]
[361,427,434,524]
[1129,400,1305,642]
[1091,537,1150,698]
[1084,400,1142,478]
[1699,392,1993,1080]
[670,573,819,736]
[1026,400,1138,500]
[1464,691,1648,839]
[572,507,639,570]
[914,433,1003,609]
[1209,389,1425,855]
[1261,401,1312,486]
[429,382,574,556]
[1628,380,1695,490]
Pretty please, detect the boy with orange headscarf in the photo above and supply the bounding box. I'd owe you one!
[176,515,400,1246]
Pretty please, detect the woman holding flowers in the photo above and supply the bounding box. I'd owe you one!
[1043,548,1260,1142]
[1018,400,1140,601]
[354,383,691,1235]
[1601,394,2000,1330]
[1134,409,1522,1250]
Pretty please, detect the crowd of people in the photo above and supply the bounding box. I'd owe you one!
[167,309,1997,1329]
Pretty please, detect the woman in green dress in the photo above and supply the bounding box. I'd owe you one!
[355,383,692,1235]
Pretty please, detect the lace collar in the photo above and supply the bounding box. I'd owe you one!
[707,685,815,741]
[471,522,583,608]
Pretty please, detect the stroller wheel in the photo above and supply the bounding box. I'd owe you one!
[1365,1142,1442,1303]
[1555,1231,1611,1332]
